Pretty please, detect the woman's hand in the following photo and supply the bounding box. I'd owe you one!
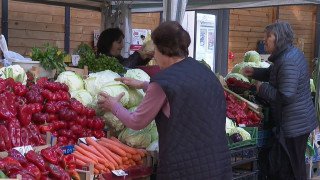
[115,77,144,89]
[242,67,254,77]
[98,92,125,112]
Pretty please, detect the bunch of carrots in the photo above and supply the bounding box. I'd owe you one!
[73,137,147,174]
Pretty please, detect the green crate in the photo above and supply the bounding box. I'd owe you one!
[228,127,258,150]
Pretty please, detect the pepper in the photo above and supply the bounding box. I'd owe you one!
[2,157,21,166]
[57,136,67,144]
[86,108,95,117]
[8,149,28,166]
[25,150,46,171]
[92,130,106,139]
[0,95,16,120]
[75,116,88,127]
[59,108,77,122]
[36,77,48,87]
[70,124,82,135]
[25,90,44,104]
[24,163,41,180]
[0,130,6,151]
[4,78,15,91]
[60,83,69,92]
[41,89,54,101]
[40,176,52,180]
[70,98,84,114]
[27,124,46,146]
[55,101,70,112]
[47,164,70,180]
[18,103,32,127]
[93,116,104,129]
[44,101,57,114]
[41,146,59,165]
[39,123,53,134]
[51,131,58,137]
[20,127,30,146]
[14,83,28,97]
[48,114,58,122]
[43,81,60,92]
[62,155,80,180]
[67,169,80,180]
[0,125,11,150]
[32,112,50,124]
[5,164,35,179]
[52,144,65,162]
[9,171,36,180]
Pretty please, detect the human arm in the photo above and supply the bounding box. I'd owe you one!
[257,62,299,104]
[114,77,149,92]
[251,66,272,82]
[120,50,153,68]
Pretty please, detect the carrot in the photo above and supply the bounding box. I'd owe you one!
[74,145,98,163]
[105,168,111,173]
[98,141,127,157]
[123,160,130,165]
[79,143,104,158]
[110,136,121,143]
[76,159,86,167]
[129,159,136,166]
[122,156,128,161]
[126,153,132,159]
[101,137,137,155]
[86,138,118,168]
[137,149,147,157]
[95,163,106,171]
[132,154,141,161]
[94,168,99,174]
[118,165,124,169]
[97,143,122,165]
[123,164,129,169]
[73,151,96,164]
[136,160,143,165]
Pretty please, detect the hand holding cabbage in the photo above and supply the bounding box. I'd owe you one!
[98,92,125,112]
[242,67,254,78]
[115,77,145,89]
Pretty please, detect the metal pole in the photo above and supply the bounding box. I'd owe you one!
[64,6,70,54]
[1,0,9,59]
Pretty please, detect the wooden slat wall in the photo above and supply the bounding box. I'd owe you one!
[132,13,160,31]
[70,8,101,54]
[279,5,317,72]
[228,7,274,72]
[8,1,65,56]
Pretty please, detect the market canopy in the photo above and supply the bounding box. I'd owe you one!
[10,0,320,12]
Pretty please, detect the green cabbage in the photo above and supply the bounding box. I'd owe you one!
[119,127,152,149]
[124,69,150,82]
[225,117,236,134]
[102,111,124,132]
[126,88,144,109]
[149,126,158,142]
[70,89,93,107]
[225,73,250,83]
[230,127,251,141]
[244,51,261,64]
[85,70,121,96]
[56,71,84,92]
[146,140,159,152]
[98,81,129,107]
[231,62,259,75]
[2,65,27,85]
[311,79,316,93]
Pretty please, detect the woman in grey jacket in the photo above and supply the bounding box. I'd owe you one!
[243,21,318,179]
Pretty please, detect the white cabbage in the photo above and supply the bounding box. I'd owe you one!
[102,112,124,132]
[126,88,144,108]
[124,69,150,82]
[70,89,93,107]
[56,71,84,92]
[85,70,121,96]
[244,50,261,64]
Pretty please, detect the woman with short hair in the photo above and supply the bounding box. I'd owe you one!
[98,21,232,180]
[243,21,318,179]
[97,28,153,68]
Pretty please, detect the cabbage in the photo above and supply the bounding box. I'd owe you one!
[146,140,159,152]
[225,73,250,83]
[70,89,93,107]
[102,112,124,131]
[149,126,158,142]
[3,65,27,85]
[119,127,152,149]
[230,127,251,141]
[244,51,261,64]
[311,79,316,93]
[126,88,144,108]
[85,70,121,96]
[98,81,129,107]
[231,62,259,75]
[56,71,84,92]
[124,69,150,82]
[225,117,236,134]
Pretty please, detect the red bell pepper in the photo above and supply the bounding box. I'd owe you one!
[25,150,46,171]
[43,101,57,114]
[25,90,44,104]
[59,83,69,92]
[5,164,35,179]
[70,124,82,135]
[47,164,70,180]
[2,157,21,167]
[75,116,88,127]
[27,124,46,146]
[0,81,5,94]
[32,112,50,124]
[18,103,32,127]
[14,82,28,97]
[43,81,60,92]
[86,108,95,117]
[92,130,106,139]
[36,77,48,87]
[39,123,53,134]
[41,147,59,165]
[8,149,28,166]
[24,163,41,180]
[20,127,30,146]
[0,125,11,150]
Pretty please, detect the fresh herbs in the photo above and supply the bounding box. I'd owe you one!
[78,52,126,74]
[30,43,67,75]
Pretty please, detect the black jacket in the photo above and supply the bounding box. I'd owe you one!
[253,45,317,137]
[151,57,232,180]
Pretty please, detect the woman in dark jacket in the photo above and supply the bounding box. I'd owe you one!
[98,21,232,180]
[97,28,153,68]
[243,21,318,179]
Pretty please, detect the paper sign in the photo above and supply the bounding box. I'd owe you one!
[14,145,33,156]
[238,124,246,127]
[72,55,80,66]
[79,137,98,144]
[112,170,128,176]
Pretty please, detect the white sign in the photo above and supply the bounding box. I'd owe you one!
[78,137,98,144]
[14,145,33,156]
[112,170,128,176]
[94,30,100,52]
[72,55,80,66]
[131,29,151,55]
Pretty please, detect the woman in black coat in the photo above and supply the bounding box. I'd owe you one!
[243,21,318,180]
[97,28,153,68]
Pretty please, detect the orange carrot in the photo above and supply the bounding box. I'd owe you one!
[136,160,143,165]
[94,168,99,174]
[110,136,121,143]
[76,159,86,167]
[104,147,122,165]
[74,145,98,163]
[79,143,104,158]
[105,168,111,173]
[73,151,96,164]
[101,137,137,155]
[123,160,130,165]
[122,156,128,161]
[132,154,141,161]
[86,138,118,168]
[123,165,129,169]
[95,163,106,171]
[137,149,147,157]
[98,141,127,157]
[126,153,132,159]
[118,165,124,169]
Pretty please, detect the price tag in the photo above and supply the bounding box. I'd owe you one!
[79,137,98,144]
[14,145,33,156]
[72,55,80,66]
[112,170,128,176]
[238,124,246,127]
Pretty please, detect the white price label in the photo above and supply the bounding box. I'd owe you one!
[72,55,80,66]
[112,170,128,176]
[79,137,98,144]
[238,124,246,127]
[13,145,33,156]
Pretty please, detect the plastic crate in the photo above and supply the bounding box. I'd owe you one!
[233,170,258,180]
[231,146,258,166]
[228,127,258,150]
[257,129,272,147]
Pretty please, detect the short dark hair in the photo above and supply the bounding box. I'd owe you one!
[97,28,124,55]
[264,21,294,52]
[151,21,190,58]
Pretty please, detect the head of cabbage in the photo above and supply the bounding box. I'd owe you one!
[98,81,129,107]
[85,70,121,96]
[124,69,150,82]
[118,127,152,149]
[0,65,27,85]
[225,73,250,83]
[231,62,260,75]
[126,88,144,109]
[102,111,125,132]
[244,51,261,64]
[70,89,93,107]
[56,71,84,92]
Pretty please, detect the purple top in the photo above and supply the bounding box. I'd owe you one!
[111,82,170,130]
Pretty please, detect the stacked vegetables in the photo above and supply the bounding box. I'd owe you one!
[74,137,147,174]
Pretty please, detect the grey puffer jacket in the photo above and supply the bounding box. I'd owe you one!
[252,45,317,138]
